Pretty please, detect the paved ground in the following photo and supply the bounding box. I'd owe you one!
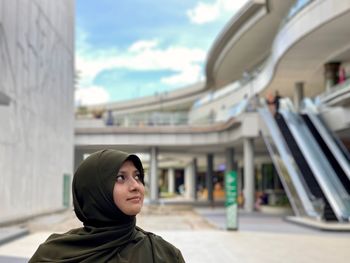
[195,207,350,236]
[0,227,28,246]
[0,205,350,262]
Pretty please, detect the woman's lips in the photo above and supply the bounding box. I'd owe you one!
[127,196,141,203]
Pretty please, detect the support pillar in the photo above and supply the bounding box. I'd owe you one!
[185,163,195,200]
[243,138,255,212]
[324,62,340,91]
[150,147,159,203]
[206,153,214,203]
[168,168,175,194]
[256,162,263,192]
[124,116,129,127]
[225,148,235,172]
[193,158,198,200]
[294,82,304,112]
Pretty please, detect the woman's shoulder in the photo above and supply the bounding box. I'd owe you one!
[136,227,176,248]
[136,227,185,262]
[150,233,178,250]
[28,227,85,262]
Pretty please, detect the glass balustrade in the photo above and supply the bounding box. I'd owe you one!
[259,101,323,219]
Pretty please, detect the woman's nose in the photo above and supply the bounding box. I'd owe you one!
[128,177,139,190]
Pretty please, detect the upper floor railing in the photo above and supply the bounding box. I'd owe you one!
[75,95,259,129]
[316,78,350,106]
[105,111,189,127]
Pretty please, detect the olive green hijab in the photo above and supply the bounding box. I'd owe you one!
[29,149,185,262]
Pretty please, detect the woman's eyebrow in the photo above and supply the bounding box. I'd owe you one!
[118,170,139,174]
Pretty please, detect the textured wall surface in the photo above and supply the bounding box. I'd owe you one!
[0,0,75,222]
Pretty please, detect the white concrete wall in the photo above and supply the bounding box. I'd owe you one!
[0,0,75,222]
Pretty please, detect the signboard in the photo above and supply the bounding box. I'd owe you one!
[225,171,238,230]
[63,174,71,207]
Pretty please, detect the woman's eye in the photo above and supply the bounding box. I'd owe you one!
[134,174,141,181]
[116,175,125,182]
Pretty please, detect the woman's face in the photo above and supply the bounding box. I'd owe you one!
[113,160,145,216]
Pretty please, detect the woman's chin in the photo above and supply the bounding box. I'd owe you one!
[124,206,142,216]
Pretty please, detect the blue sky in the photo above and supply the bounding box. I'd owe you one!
[75,0,248,105]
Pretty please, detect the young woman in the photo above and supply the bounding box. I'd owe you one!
[29,149,185,262]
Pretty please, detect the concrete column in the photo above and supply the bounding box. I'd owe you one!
[150,147,159,203]
[256,162,263,192]
[167,168,175,194]
[74,148,85,172]
[144,169,150,188]
[225,148,235,172]
[193,158,198,200]
[206,153,214,203]
[294,82,304,112]
[324,62,340,91]
[124,116,129,127]
[244,138,255,212]
[184,163,195,200]
[238,165,243,193]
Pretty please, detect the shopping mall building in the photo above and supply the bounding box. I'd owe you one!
[1,0,350,225]
[75,0,350,224]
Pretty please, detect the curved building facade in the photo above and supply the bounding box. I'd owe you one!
[75,0,350,224]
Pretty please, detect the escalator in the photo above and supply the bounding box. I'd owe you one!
[259,108,322,220]
[302,114,350,195]
[259,98,350,222]
[302,98,350,193]
[275,114,337,221]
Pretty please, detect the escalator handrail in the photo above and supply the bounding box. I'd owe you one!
[280,100,350,221]
[259,106,320,218]
[303,98,350,180]
[260,129,302,217]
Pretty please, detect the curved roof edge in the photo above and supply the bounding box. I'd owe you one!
[205,0,296,91]
[85,81,206,112]
[205,0,267,88]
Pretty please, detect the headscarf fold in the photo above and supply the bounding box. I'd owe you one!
[29,149,184,263]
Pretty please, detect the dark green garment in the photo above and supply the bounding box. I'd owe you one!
[29,149,185,262]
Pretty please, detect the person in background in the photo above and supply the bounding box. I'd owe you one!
[338,66,346,84]
[272,91,282,116]
[29,149,185,262]
[266,92,274,114]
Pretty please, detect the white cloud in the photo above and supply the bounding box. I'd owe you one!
[75,85,110,106]
[187,0,248,24]
[128,39,159,52]
[161,65,203,86]
[187,2,220,24]
[75,28,207,101]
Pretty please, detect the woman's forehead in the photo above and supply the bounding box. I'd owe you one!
[119,160,137,170]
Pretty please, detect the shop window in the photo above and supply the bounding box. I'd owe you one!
[261,163,283,191]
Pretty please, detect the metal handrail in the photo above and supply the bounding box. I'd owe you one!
[259,101,321,219]
[303,98,350,180]
[315,78,350,105]
[281,98,350,221]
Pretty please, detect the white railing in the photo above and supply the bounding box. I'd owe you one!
[315,78,350,105]
[105,111,189,127]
